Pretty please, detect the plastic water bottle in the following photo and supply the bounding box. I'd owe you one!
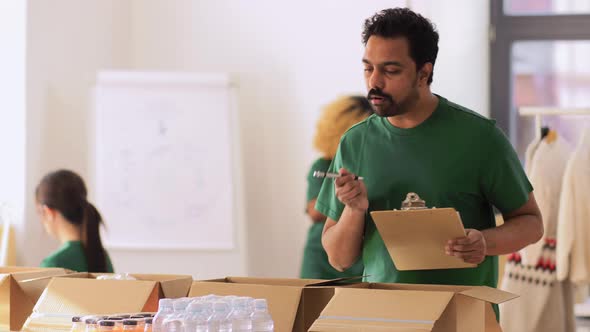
[163,298,191,332]
[201,300,214,315]
[239,297,254,315]
[153,299,174,332]
[70,316,84,332]
[208,301,232,332]
[250,299,274,332]
[144,318,153,332]
[203,294,221,303]
[224,295,238,305]
[183,302,210,332]
[84,317,99,332]
[230,298,252,332]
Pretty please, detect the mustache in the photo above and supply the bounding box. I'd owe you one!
[367,89,393,101]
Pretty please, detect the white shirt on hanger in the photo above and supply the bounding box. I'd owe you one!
[557,127,590,283]
[522,134,572,265]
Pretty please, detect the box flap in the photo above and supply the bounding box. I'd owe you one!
[16,271,74,304]
[459,286,518,304]
[485,303,502,332]
[0,274,12,330]
[0,269,70,331]
[33,277,157,315]
[369,282,471,292]
[58,272,90,279]
[10,277,36,331]
[311,288,454,331]
[306,276,364,287]
[23,277,159,331]
[5,268,68,282]
[131,273,191,282]
[159,276,193,298]
[370,208,476,270]
[310,320,434,331]
[129,274,193,298]
[224,276,326,287]
[189,280,303,332]
[0,266,46,274]
[222,276,363,288]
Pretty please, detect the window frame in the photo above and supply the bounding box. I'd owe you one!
[489,1,590,142]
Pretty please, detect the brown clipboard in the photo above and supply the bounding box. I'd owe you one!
[370,205,477,271]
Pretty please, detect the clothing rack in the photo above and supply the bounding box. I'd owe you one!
[519,107,590,140]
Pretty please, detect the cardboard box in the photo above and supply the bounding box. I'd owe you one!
[189,277,360,332]
[91,273,194,300]
[0,267,69,331]
[309,282,518,332]
[22,273,193,331]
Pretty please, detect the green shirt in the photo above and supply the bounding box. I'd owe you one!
[40,241,115,273]
[301,158,364,279]
[316,95,532,288]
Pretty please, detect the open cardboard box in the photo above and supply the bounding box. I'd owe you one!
[309,282,518,332]
[0,267,70,331]
[189,277,362,332]
[22,272,193,331]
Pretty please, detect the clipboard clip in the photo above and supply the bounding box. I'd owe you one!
[401,192,428,210]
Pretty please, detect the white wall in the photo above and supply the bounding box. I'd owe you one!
[0,2,26,227]
[21,0,490,277]
[410,0,490,116]
[127,0,410,277]
[24,0,132,267]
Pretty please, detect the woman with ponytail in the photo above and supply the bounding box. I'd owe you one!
[300,96,372,279]
[35,169,114,272]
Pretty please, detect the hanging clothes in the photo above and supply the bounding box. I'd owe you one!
[500,133,576,332]
[524,136,542,175]
[557,127,590,284]
[524,126,550,174]
[522,134,572,265]
[501,244,575,332]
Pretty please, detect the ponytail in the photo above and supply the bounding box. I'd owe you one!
[83,201,107,272]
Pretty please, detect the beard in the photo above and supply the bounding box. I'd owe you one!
[367,81,420,118]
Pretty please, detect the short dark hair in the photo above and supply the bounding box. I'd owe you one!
[362,8,439,84]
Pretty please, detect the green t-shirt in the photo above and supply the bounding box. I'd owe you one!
[301,158,364,279]
[40,241,115,273]
[305,158,333,252]
[315,95,532,289]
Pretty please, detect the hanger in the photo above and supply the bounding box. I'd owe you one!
[541,126,550,140]
[545,129,558,144]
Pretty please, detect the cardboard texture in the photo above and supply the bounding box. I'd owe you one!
[91,272,194,300]
[189,277,359,332]
[309,283,518,332]
[22,273,192,331]
[370,208,476,270]
[0,267,69,331]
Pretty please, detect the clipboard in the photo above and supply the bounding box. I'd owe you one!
[370,193,477,271]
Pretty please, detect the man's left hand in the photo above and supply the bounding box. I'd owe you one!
[445,229,487,264]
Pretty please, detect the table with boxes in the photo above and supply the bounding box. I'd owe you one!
[0,266,518,332]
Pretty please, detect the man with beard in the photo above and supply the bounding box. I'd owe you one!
[315,8,543,318]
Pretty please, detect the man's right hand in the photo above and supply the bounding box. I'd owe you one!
[334,168,368,212]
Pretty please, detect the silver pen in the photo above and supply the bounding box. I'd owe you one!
[313,171,364,181]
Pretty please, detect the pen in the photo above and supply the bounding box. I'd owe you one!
[313,171,364,181]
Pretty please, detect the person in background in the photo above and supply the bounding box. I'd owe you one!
[36,169,114,272]
[300,95,372,279]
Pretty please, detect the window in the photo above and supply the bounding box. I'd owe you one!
[504,0,590,16]
[490,0,590,157]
